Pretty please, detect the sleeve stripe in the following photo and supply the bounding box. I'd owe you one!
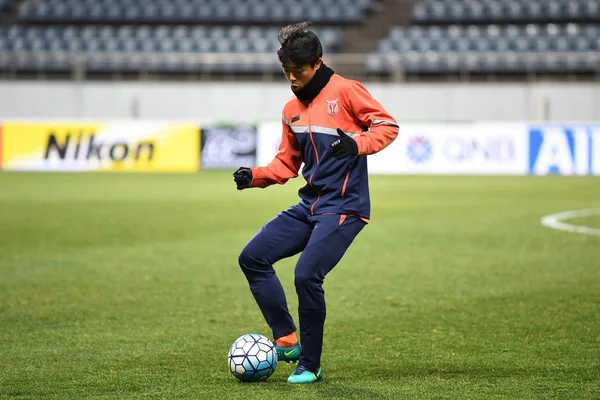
[290,125,360,137]
[372,119,399,127]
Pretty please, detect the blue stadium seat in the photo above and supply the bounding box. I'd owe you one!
[248,4,268,21]
[504,24,523,38]
[499,54,527,72]
[249,38,268,53]
[571,36,591,51]
[465,25,483,39]
[10,37,26,51]
[485,2,504,21]
[376,39,393,53]
[411,3,427,22]
[139,4,158,21]
[452,37,472,52]
[414,38,433,53]
[486,25,501,38]
[490,37,511,52]
[472,37,492,52]
[549,36,571,51]
[196,40,213,53]
[108,5,125,21]
[432,38,452,52]
[446,25,463,38]
[523,2,543,20]
[214,3,231,21]
[428,2,445,22]
[585,24,600,38]
[389,27,404,42]
[467,2,485,21]
[407,26,426,39]
[584,0,600,18]
[544,1,564,20]
[565,1,583,19]
[531,37,551,52]
[537,54,564,71]
[119,39,136,52]
[510,37,531,52]
[504,1,524,21]
[139,40,158,53]
[427,26,444,39]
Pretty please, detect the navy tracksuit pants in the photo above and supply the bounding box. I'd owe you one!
[238,204,366,371]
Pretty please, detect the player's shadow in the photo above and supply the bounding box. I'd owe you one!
[323,362,593,384]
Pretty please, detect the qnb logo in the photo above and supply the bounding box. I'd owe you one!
[406,136,433,163]
[529,126,600,175]
[443,137,515,163]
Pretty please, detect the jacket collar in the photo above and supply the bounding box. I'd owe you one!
[293,63,335,103]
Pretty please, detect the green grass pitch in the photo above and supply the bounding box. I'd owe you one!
[0,172,599,400]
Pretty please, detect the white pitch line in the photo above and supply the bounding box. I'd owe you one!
[540,209,600,237]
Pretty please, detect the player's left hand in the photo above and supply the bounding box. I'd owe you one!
[330,128,358,159]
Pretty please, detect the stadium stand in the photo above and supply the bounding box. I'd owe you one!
[0,0,357,77]
[366,0,600,78]
[0,0,598,80]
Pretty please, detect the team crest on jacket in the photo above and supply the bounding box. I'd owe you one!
[326,98,339,116]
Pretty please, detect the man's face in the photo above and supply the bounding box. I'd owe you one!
[282,58,322,92]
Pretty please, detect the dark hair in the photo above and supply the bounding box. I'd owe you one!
[277,21,323,67]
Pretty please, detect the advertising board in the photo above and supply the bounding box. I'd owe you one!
[1,121,199,172]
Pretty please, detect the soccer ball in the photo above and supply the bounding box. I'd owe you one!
[227,333,277,382]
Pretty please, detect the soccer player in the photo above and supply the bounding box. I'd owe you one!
[233,21,398,384]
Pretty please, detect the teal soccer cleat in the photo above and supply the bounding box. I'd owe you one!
[287,364,323,384]
[275,341,301,363]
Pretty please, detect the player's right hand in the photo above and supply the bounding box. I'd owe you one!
[233,167,252,190]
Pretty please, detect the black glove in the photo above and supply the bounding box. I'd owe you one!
[330,128,358,159]
[233,167,252,190]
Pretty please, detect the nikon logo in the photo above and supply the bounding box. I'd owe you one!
[44,131,155,161]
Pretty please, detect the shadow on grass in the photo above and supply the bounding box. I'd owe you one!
[329,362,598,381]
[217,379,395,400]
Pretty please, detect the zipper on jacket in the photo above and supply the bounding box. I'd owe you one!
[307,103,319,164]
[341,159,356,197]
[341,168,351,197]
[307,103,321,215]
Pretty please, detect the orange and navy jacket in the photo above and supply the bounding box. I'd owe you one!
[249,74,399,221]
